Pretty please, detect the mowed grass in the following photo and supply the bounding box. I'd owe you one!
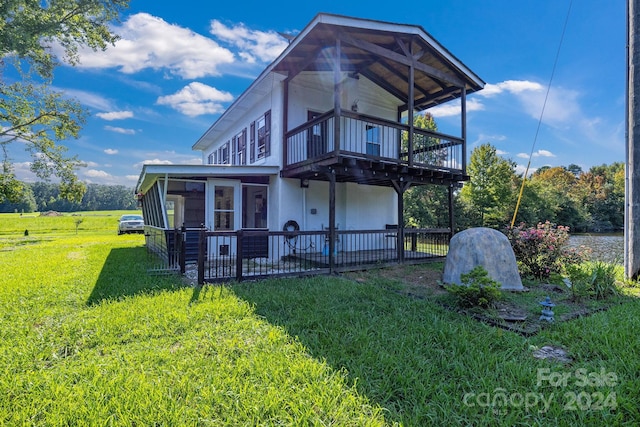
[1,212,640,425]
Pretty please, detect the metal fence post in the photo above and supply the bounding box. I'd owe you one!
[197,228,205,285]
[236,230,243,281]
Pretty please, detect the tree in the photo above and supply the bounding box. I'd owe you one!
[403,113,452,227]
[0,0,129,203]
[459,143,516,227]
[0,182,36,213]
[529,166,584,229]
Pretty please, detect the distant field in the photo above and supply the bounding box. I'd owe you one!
[0,210,142,237]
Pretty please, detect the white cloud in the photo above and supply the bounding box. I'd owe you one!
[96,111,134,121]
[477,79,581,127]
[61,88,114,111]
[495,149,508,156]
[135,159,174,169]
[479,80,544,97]
[533,149,555,158]
[515,164,537,177]
[104,148,119,155]
[84,169,112,178]
[156,82,234,117]
[84,161,100,167]
[516,149,556,160]
[70,13,236,79]
[428,98,485,118]
[209,20,289,64]
[104,126,136,135]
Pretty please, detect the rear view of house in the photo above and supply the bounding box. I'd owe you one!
[136,13,484,282]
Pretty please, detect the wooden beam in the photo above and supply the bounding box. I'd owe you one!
[359,68,408,102]
[337,30,465,87]
[283,45,326,83]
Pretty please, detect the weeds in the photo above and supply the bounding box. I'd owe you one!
[565,261,620,300]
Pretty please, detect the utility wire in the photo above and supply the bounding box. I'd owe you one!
[511,0,574,227]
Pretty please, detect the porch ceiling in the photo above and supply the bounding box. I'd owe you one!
[280,155,468,188]
[273,15,484,110]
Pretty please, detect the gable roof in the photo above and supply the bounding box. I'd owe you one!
[193,13,484,150]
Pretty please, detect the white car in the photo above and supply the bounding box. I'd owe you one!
[118,214,144,235]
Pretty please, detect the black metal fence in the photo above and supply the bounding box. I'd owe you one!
[180,227,449,284]
[144,226,450,283]
[144,226,184,274]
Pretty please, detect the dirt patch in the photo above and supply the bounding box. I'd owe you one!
[39,210,63,216]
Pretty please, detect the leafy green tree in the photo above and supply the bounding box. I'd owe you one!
[459,143,516,227]
[404,184,450,228]
[529,166,585,229]
[0,0,129,203]
[0,182,36,213]
[574,163,624,231]
[403,113,453,227]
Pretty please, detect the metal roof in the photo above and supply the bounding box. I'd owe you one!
[136,164,280,194]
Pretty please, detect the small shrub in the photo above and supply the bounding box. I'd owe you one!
[445,266,502,308]
[565,261,620,301]
[503,221,590,280]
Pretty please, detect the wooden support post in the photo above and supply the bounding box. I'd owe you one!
[448,184,455,239]
[334,39,342,154]
[407,57,415,167]
[461,86,467,176]
[283,79,289,167]
[328,170,336,272]
[391,180,411,262]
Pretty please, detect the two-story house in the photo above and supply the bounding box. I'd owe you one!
[136,13,484,280]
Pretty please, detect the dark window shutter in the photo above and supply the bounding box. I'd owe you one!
[242,128,247,165]
[264,110,271,157]
[250,121,256,163]
[232,136,237,165]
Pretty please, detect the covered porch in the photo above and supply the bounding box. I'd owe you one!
[274,14,484,269]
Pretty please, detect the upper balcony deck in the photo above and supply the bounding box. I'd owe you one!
[281,109,467,187]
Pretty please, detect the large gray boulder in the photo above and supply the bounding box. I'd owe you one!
[443,227,524,291]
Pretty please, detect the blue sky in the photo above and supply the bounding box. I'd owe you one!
[13,0,626,186]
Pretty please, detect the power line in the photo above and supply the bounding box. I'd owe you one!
[511,0,574,227]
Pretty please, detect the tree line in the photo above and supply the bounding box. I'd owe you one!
[0,182,137,213]
[405,143,624,233]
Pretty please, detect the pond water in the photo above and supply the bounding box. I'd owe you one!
[568,234,624,264]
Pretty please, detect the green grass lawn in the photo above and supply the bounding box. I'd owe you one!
[1,212,639,425]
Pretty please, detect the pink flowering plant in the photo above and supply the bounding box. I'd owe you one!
[503,221,590,280]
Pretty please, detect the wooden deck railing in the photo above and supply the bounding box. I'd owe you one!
[284,109,464,173]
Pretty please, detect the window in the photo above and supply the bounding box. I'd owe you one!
[255,110,271,161]
[213,186,234,230]
[242,185,268,229]
[221,142,229,164]
[233,129,247,165]
[366,124,381,156]
[207,153,214,165]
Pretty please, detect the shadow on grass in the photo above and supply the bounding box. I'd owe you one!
[87,247,181,305]
[228,274,518,425]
